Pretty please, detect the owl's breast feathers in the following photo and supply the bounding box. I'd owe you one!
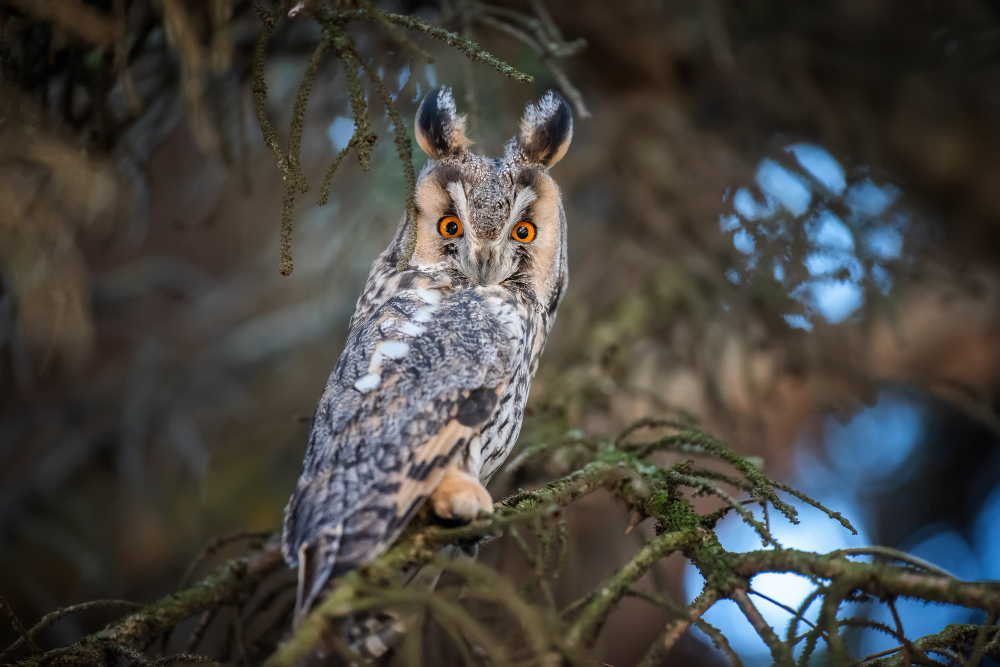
[282,283,527,619]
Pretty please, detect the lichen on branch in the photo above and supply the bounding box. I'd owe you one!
[8,418,998,666]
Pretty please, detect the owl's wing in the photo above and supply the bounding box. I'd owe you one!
[281,286,520,620]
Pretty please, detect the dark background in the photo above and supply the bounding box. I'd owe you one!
[1,1,999,664]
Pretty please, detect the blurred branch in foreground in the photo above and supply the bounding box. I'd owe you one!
[4,419,998,666]
[0,0,587,276]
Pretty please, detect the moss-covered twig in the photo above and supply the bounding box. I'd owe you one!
[564,528,701,648]
[12,546,284,666]
[635,587,721,667]
[11,422,1000,667]
[0,599,144,662]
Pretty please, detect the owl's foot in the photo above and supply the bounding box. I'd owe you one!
[431,467,493,522]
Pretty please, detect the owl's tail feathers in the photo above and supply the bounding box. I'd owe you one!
[292,525,343,628]
[345,543,476,659]
[345,554,451,659]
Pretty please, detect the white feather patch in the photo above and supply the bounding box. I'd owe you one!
[416,288,441,305]
[507,187,537,228]
[354,373,381,393]
[446,181,471,232]
[380,341,410,359]
[399,321,426,336]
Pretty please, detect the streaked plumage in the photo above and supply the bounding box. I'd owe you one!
[282,87,573,620]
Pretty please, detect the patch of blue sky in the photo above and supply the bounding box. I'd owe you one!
[733,187,775,220]
[757,159,812,217]
[757,217,790,242]
[823,392,924,486]
[726,268,741,284]
[857,526,984,659]
[733,228,756,255]
[804,251,863,281]
[783,313,813,330]
[787,144,846,195]
[870,264,894,295]
[810,211,855,251]
[807,279,864,323]
[719,213,742,232]
[397,63,410,90]
[973,484,1000,580]
[792,449,848,499]
[327,116,354,151]
[864,226,903,260]
[773,259,786,282]
[684,494,869,663]
[723,144,916,326]
[847,179,901,217]
[425,63,437,87]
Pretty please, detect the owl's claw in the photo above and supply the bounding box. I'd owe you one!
[431,467,494,522]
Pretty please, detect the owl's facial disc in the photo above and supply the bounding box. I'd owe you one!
[412,151,565,301]
[439,178,537,287]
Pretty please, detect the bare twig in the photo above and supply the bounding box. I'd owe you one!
[637,588,720,667]
[1,598,143,662]
[834,546,958,579]
[731,588,795,666]
[0,596,41,658]
[179,530,274,590]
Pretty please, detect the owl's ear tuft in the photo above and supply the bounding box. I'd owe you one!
[414,87,471,159]
[517,90,573,167]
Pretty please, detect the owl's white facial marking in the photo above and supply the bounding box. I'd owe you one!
[507,187,537,228]
[445,181,471,229]
[412,308,433,323]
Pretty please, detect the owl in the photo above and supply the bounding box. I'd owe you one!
[282,87,573,621]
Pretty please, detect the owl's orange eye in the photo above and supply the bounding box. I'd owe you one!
[511,221,536,243]
[438,216,463,238]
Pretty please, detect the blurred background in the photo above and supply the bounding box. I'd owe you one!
[1,0,999,665]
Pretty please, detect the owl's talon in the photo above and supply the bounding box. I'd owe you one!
[431,468,493,523]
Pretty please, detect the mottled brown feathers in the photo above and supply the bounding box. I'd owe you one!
[282,88,573,625]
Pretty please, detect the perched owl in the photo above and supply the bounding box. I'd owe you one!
[282,87,573,621]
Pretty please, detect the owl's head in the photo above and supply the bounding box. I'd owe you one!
[406,88,573,309]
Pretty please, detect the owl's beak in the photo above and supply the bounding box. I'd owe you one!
[473,260,494,286]
[466,244,503,286]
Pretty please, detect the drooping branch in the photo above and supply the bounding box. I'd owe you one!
[249,2,550,275]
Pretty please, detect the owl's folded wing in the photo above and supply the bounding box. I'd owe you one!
[281,287,520,621]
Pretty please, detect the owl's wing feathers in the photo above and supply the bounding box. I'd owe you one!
[282,286,519,619]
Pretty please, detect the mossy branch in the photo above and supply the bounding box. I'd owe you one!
[11,546,284,666]
[8,420,999,666]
